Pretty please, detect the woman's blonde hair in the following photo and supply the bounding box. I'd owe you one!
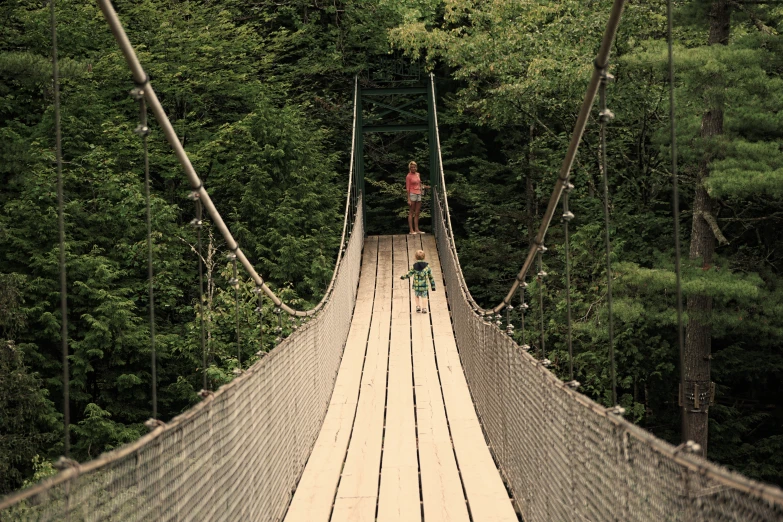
[408,161,417,169]
[415,249,426,260]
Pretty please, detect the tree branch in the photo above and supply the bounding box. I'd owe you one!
[699,210,730,245]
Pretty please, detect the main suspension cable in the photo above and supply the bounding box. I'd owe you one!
[435,0,626,317]
[97,0,360,318]
[51,0,69,458]
[667,0,686,440]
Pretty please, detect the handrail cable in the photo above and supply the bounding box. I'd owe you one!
[50,0,70,458]
[432,0,627,317]
[96,0,359,317]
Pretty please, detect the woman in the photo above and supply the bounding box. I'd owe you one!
[405,161,429,235]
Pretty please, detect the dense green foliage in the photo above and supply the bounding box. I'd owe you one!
[1,0,782,494]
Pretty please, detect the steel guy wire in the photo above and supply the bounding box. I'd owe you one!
[227,252,240,369]
[51,0,69,458]
[599,70,617,406]
[132,92,157,420]
[193,197,207,391]
[537,248,546,360]
[563,183,575,381]
[667,0,687,441]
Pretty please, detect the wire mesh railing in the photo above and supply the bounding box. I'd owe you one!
[0,203,364,522]
[432,191,783,521]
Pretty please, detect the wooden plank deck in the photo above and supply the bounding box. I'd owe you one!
[285,235,515,522]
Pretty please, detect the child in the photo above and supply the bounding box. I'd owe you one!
[400,249,436,313]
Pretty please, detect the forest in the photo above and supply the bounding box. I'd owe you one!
[1,0,782,495]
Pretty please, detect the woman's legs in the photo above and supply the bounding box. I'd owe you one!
[408,199,415,234]
[413,201,422,233]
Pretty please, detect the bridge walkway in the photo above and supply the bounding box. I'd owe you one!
[285,235,517,522]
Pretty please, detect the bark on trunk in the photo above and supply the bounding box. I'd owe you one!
[683,0,730,455]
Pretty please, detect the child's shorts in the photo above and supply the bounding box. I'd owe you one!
[409,193,422,202]
[414,289,429,298]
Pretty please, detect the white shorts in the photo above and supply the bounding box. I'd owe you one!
[409,193,422,202]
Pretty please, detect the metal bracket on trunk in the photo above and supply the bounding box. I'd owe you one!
[679,381,715,411]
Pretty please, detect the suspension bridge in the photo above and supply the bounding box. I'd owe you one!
[2,0,783,520]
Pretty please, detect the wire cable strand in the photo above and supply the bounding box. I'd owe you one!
[599,72,617,406]
[51,0,69,458]
[136,96,157,420]
[667,0,687,441]
[196,199,207,391]
[563,186,575,381]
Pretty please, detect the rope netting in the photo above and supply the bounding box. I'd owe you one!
[0,1,366,516]
[426,0,783,514]
[433,193,783,521]
[0,202,364,522]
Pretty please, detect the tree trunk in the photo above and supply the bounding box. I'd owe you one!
[683,0,730,455]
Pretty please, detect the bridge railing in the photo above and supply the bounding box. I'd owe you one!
[0,201,364,522]
[432,191,783,521]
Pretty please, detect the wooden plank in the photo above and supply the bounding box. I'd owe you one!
[422,235,517,521]
[331,236,394,521]
[285,237,379,522]
[407,235,470,522]
[377,235,421,522]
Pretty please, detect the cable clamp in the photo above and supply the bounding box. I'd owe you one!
[520,344,531,352]
[536,244,548,253]
[537,270,548,279]
[562,211,575,222]
[133,74,151,88]
[189,218,203,228]
[566,380,581,390]
[540,358,552,368]
[563,182,575,193]
[599,108,615,123]
[198,389,214,399]
[129,87,145,101]
[228,278,239,287]
[54,456,80,470]
[606,405,626,416]
[673,440,702,455]
[133,124,150,137]
[226,252,237,260]
[144,418,166,431]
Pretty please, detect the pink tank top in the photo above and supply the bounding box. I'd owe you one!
[406,173,422,195]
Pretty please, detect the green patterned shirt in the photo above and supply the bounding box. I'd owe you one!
[401,261,436,297]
